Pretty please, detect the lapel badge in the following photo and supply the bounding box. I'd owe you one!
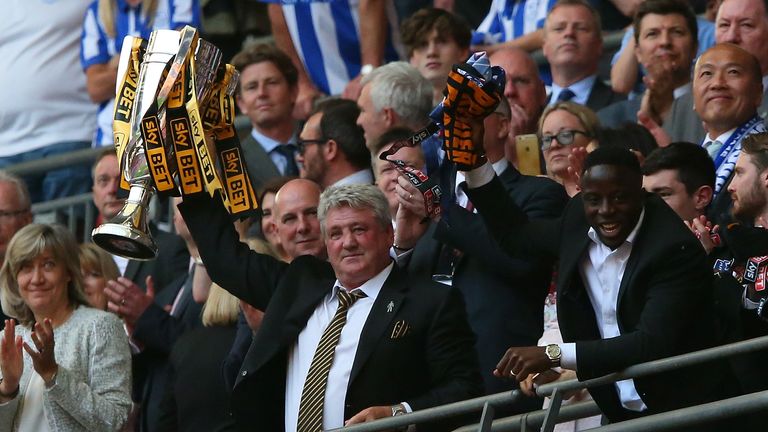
[391,320,410,339]
[386,301,394,313]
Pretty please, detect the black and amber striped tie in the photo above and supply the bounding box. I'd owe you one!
[296,289,367,432]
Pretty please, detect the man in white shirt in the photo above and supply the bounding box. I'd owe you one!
[178,183,481,431]
[462,145,736,428]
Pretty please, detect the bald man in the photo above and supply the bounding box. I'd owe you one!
[694,44,767,224]
[663,0,768,143]
[489,47,548,166]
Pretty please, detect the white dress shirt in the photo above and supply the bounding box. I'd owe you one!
[250,128,296,176]
[332,169,374,187]
[560,209,647,412]
[284,263,393,431]
[549,75,598,106]
[701,129,735,159]
[463,162,648,411]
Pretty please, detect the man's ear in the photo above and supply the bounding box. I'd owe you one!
[235,93,247,115]
[324,139,339,161]
[497,117,510,141]
[381,107,396,128]
[693,185,714,212]
[761,168,768,189]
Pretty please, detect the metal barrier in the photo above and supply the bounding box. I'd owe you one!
[331,335,768,432]
[31,193,96,244]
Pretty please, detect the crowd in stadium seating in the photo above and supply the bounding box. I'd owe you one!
[2,0,768,430]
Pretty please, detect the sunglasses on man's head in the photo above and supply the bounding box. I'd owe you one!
[540,130,590,150]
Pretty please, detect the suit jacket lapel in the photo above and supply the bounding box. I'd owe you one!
[242,133,281,187]
[281,272,336,347]
[349,267,407,384]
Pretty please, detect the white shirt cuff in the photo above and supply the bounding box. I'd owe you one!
[560,343,577,370]
[463,162,495,189]
[401,402,412,413]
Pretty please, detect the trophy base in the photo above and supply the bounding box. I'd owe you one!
[92,223,158,261]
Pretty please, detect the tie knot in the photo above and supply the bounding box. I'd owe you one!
[337,289,366,308]
[274,144,299,176]
[557,88,575,102]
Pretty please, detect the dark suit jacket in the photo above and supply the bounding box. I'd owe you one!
[408,166,567,398]
[240,133,281,194]
[597,97,642,129]
[157,325,238,432]
[549,78,625,112]
[467,175,731,423]
[585,78,626,112]
[132,270,204,432]
[124,224,189,293]
[179,193,483,431]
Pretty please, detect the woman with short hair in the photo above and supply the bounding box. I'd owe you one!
[0,224,131,431]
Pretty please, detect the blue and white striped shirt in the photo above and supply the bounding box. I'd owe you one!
[473,0,557,45]
[273,0,403,96]
[80,0,200,147]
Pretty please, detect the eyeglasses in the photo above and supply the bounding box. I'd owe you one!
[0,209,29,219]
[296,138,327,155]
[540,130,590,150]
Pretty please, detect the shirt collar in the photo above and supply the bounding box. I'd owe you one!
[332,262,394,301]
[704,128,736,146]
[673,83,691,100]
[551,75,597,105]
[250,128,296,154]
[587,208,646,249]
[332,169,374,187]
[492,158,509,175]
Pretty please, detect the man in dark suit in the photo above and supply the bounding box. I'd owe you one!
[91,148,189,291]
[395,99,567,406]
[179,184,482,431]
[463,145,733,427]
[232,44,301,192]
[543,0,624,112]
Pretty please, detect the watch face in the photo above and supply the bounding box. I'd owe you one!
[546,344,561,360]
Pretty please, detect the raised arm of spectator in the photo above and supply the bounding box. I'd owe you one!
[268,3,323,120]
[474,29,545,55]
[342,0,387,99]
[178,192,289,311]
[610,29,640,95]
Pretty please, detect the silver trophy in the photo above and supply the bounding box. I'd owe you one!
[92,27,221,260]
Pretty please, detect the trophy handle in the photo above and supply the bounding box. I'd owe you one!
[92,182,158,260]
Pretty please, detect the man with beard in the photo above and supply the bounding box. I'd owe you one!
[297,100,373,190]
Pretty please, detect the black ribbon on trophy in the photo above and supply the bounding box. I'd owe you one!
[378,52,505,219]
[93,26,259,260]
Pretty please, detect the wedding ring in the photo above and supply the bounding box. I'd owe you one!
[121,298,126,306]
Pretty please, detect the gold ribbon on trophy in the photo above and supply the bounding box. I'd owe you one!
[94,26,259,260]
[201,64,259,217]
